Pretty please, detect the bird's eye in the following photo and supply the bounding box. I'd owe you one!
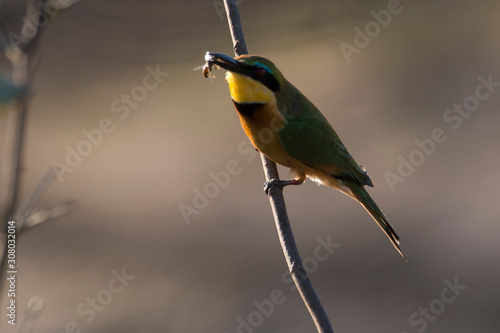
[255,67,266,76]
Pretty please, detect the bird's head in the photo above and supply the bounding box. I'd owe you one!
[204,52,283,104]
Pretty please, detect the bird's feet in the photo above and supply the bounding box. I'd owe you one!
[264,178,303,195]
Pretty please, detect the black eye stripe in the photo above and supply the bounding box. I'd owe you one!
[255,67,266,76]
[262,74,280,92]
[243,66,280,92]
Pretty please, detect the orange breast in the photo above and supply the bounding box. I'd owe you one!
[234,102,293,167]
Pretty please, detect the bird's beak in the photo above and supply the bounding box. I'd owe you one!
[204,52,246,75]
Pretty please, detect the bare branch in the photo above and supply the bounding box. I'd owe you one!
[222,0,248,56]
[16,168,57,228]
[0,0,81,323]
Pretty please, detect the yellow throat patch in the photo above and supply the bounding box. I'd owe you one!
[225,72,276,104]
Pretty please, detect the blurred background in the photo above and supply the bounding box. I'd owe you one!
[1,0,499,332]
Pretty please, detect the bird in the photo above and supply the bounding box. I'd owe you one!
[202,52,406,261]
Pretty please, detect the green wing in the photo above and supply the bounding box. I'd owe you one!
[276,84,373,186]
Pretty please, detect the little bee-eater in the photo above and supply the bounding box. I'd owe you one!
[202,52,406,260]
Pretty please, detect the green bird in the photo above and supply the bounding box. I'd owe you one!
[203,52,406,260]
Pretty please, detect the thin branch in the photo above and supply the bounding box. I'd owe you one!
[0,0,81,324]
[0,4,41,321]
[222,0,248,56]
[16,168,57,229]
[222,1,334,332]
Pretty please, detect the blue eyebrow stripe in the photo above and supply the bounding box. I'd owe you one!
[254,62,272,73]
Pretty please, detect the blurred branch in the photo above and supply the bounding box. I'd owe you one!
[0,0,81,325]
[0,0,41,302]
[16,168,77,231]
[222,1,334,332]
[15,168,57,228]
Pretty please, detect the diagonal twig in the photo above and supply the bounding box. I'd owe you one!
[222,1,334,332]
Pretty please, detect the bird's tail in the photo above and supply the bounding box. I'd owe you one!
[345,183,407,261]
